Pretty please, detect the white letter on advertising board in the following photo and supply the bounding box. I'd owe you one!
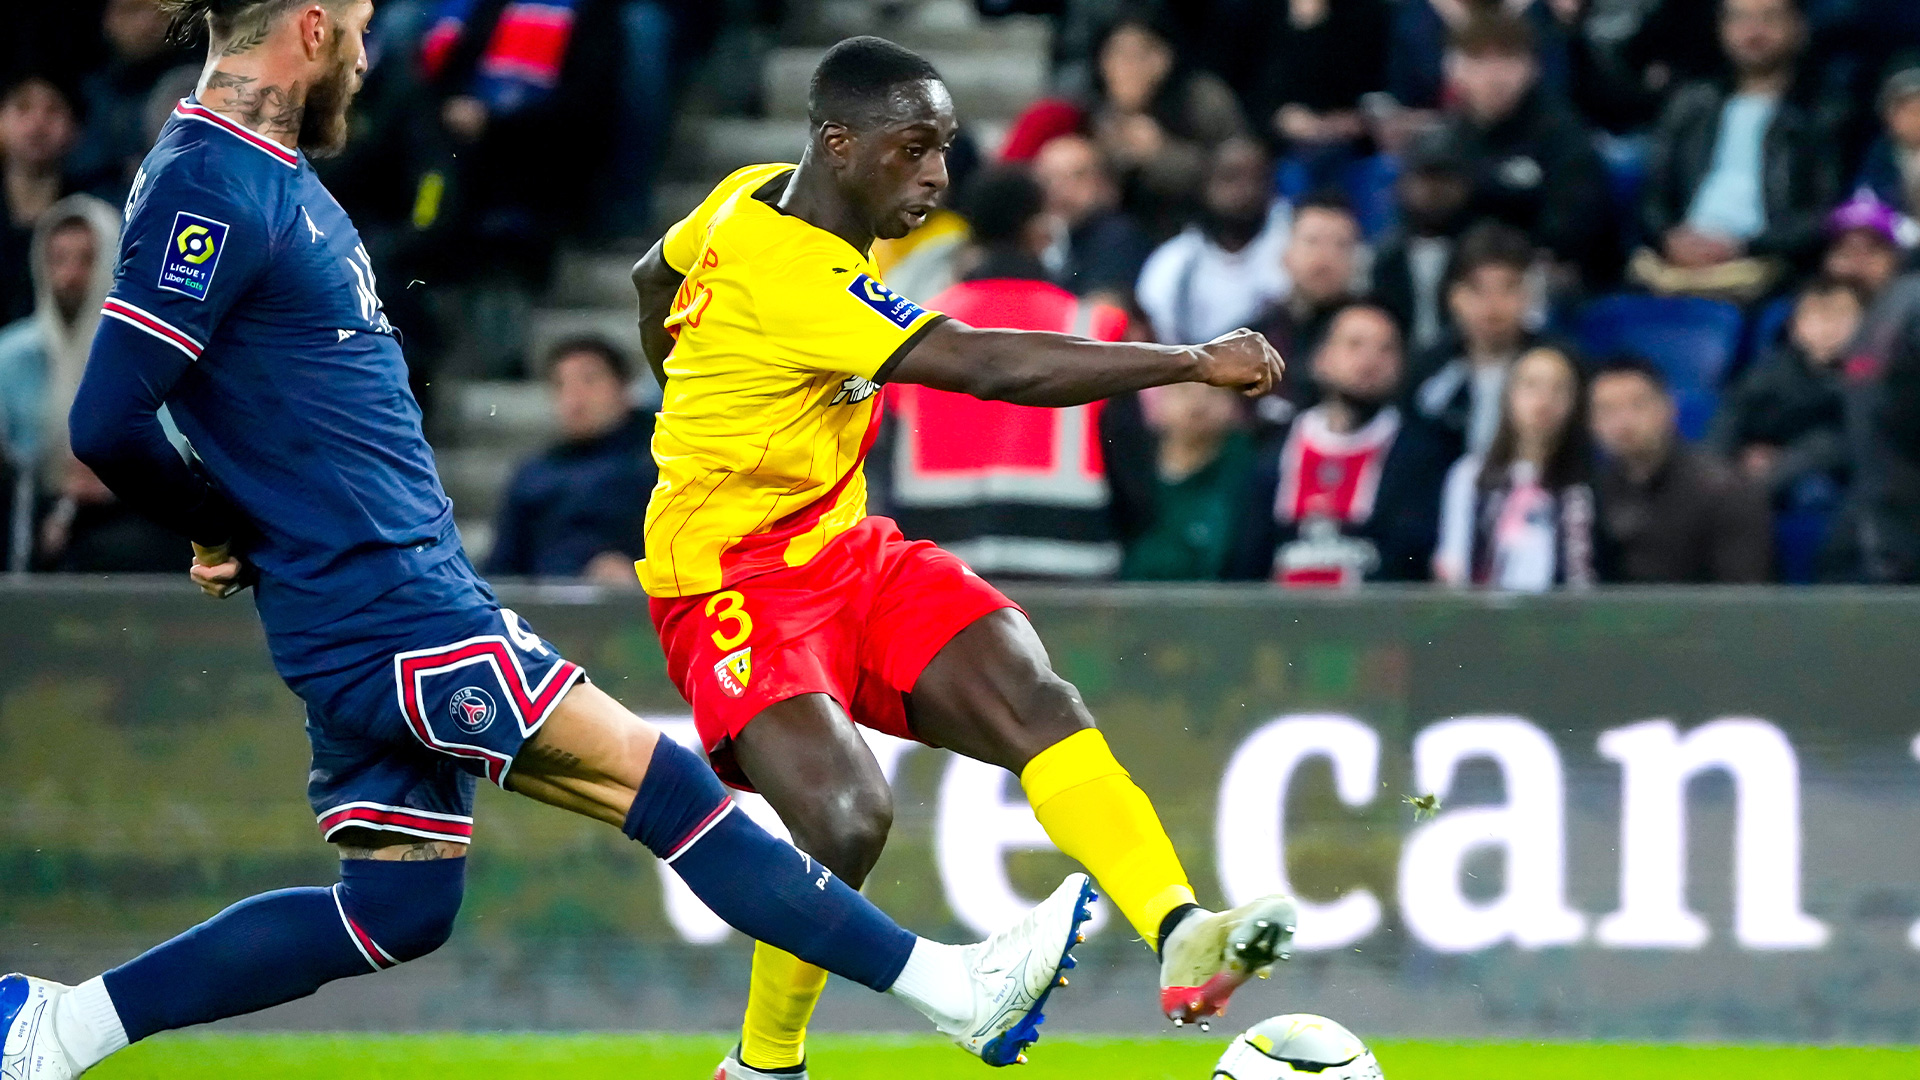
[1399,716,1587,953]
[1911,733,1920,951]
[1597,718,1828,950]
[936,755,1112,939]
[1216,714,1381,950]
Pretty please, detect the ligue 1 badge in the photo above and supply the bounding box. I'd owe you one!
[158,211,229,301]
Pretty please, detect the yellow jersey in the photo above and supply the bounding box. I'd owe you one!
[639,163,947,598]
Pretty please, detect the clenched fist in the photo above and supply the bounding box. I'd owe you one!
[191,541,252,599]
[1195,328,1285,397]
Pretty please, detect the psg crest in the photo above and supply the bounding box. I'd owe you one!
[449,686,497,734]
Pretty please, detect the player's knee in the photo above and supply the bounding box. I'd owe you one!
[1020,672,1095,743]
[336,855,467,964]
[793,784,893,882]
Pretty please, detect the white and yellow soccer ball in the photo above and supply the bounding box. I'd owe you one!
[1211,1014,1383,1080]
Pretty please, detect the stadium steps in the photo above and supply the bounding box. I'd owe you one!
[551,248,643,311]
[526,307,648,380]
[439,381,556,557]
[437,382,549,538]
[760,45,1047,123]
[668,117,811,179]
[795,0,1051,54]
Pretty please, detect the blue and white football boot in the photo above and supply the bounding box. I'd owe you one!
[944,872,1096,1066]
[1,975,79,1080]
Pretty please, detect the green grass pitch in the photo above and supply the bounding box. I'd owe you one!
[89,1033,1916,1079]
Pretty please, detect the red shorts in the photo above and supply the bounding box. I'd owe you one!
[650,516,1018,786]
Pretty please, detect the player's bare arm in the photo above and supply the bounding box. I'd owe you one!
[632,240,679,388]
[888,323,1285,406]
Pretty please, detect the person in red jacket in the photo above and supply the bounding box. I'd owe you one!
[879,168,1132,578]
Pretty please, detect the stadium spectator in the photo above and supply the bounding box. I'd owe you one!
[1618,0,1731,100]
[1249,192,1364,405]
[1249,0,1390,191]
[1408,222,1541,458]
[1228,302,1454,585]
[1119,381,1254,580]
[1632,0,1842,301]
[1085,12,1245,235]
[0,76,83,327]
[0,195,122,572]
[1371,128,1474,355]
[1034,133,1154,300]
[1591,355,1774,582]
[1385,0,1573,111]
[1436,11,1617,287]
[1858,62,1920,217]
[484,338,655,583]
[405,0,623,289]
[1566,0,1726,133]
[1435,343,1597,590]
[1711,275,1860,506]
[1839,261,1920,582]
[1001,98,1086,164]
[1136,137,1290,345]
[70,0,194,203]
[881,168,1131,579]
[1821,191,1913,301]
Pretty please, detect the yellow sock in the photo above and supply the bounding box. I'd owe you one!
[1021,727,1196,947]
[740,943,829,1071]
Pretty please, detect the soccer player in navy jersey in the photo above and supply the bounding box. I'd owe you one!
[0,3,1092,1076]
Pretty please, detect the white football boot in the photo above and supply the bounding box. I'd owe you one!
[1,975,79,1080]
[1158,895,1299,1029]
[711,1046,807,1080]
[944,872,1096,1066]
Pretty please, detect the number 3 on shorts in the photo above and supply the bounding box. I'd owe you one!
[705,590,753,650]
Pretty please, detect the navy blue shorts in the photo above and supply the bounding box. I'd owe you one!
[273,556,586,847]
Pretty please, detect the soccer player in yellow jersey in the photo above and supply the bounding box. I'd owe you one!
[632,37,1298,1080]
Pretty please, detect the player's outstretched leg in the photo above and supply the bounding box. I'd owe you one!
[505,682,1095,1065]
[908,609,1299,1029]
[2,849,466,1079]
[721,693,897,1078]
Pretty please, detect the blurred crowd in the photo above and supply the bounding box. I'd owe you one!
[8,0,1920,589]
[870,0,1920,588]
[0,0,728,574]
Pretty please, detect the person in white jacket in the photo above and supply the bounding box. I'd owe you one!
[1434,343,1598,590]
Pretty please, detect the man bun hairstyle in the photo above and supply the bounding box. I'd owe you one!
[155,0,333,47]
[809,36,943,130]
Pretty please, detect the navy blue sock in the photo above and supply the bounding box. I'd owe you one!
[625,736,915,991]
[103,858,465,1042]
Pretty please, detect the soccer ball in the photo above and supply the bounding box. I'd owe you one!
[1211,1014,1383,1079]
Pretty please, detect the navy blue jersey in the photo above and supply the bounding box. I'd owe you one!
[72,100,459,634]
